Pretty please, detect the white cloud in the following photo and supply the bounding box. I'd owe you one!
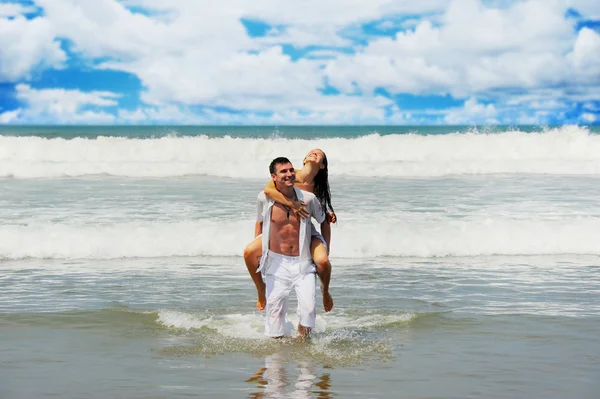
[29,0,448,116]
[569,28,600,75]
[112,46,324,107]
[304,49,348,59]
[101,43,393,117]
[0,15,66,81]
[257,25,352,48]
[326,0,582,99]
[398,18,421,30]
[567,0,600,19]
[0,3,36,17]
[10,84,118,124]
[241,0,449,27]
[504,90,598,107]
[118,105,195,123]
[375,20,397,30]
[583,102,600,112]
[2,0,598,124]
[36,0,253,60]
[528,99,568,110]
[116,99,391,125]
[445,97,498,125]
[118,108,147,122]
[581,113,597,123]
[326,41,456,95]
[16,84,119,110]
[383,105,417,124]
[0,109,22,123]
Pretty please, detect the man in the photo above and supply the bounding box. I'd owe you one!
[254,157,327,338]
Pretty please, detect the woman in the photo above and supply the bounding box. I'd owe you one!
[244,149,337,313]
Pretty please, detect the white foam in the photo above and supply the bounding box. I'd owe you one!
[156,309,415,339]
[331,216,600,258]
[2,126,600,178]
[0,219,253,260]
[321,313,416,330]
[157,310,267,339]
[156,310,213,330]
[2,216,600,260]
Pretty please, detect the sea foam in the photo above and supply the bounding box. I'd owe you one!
[1,126,599,178]
[1,216,599,260]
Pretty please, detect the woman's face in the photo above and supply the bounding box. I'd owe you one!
[304,149,325,167]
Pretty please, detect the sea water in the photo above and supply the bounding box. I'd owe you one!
[0,125,599,398]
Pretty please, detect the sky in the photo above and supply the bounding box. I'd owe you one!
[0,0,599,125]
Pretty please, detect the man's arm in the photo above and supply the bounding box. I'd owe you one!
[254,222,263,238]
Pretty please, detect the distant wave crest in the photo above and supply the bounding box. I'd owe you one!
[1,125,599,178]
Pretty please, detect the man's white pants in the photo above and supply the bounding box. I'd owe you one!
[264,251,317,337]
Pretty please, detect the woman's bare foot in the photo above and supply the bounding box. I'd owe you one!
[323,291,334,312]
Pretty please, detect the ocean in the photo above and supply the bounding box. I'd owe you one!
[1,125,599,398]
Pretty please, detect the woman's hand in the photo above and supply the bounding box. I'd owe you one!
[327,212,337,224]
[292,201,309,219]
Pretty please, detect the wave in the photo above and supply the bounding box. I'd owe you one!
[156,309,416,335]
[1,216,599,260]
[156,309,396,362]
[1,126,600,178]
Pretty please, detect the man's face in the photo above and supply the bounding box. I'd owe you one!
[271,162,296,189]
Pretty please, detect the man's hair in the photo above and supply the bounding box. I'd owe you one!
[269,157,292,174]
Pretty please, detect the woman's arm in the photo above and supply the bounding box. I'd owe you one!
[264,180,309,218]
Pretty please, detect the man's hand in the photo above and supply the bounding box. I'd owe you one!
[291,201,309,219]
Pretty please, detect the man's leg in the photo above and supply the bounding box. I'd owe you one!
[294,269,317,338]
[310,236,333,312]
[243,237,266,310]
[264,256,291,338]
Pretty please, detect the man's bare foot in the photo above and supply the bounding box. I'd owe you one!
[297,324,312,338]
[323,291,333,312]
[256,286,266,311]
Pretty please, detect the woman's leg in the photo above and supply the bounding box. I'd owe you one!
[310,236,334,312]
[243,236,266,310]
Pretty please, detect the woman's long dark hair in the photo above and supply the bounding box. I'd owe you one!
[312,152,336,221]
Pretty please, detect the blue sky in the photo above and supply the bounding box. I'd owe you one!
[0,0,599,125]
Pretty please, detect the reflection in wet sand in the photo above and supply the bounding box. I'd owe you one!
[246,352,334,398]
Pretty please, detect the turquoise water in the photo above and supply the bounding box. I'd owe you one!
[1,126,599,398]
[1,124,598,139]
